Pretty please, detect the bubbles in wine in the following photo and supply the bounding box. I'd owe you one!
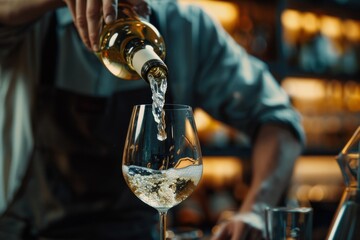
[123,164,203,210]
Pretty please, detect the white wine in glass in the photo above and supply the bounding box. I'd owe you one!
[122,104,203,240]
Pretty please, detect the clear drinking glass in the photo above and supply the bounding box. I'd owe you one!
[265,207,313,240]
[122,104,203,240]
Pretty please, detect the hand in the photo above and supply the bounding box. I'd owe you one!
[62,0,148,51]
[211,212,265,240]
[62,0,118,51]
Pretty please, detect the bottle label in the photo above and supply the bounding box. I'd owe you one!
[132,46,162,77]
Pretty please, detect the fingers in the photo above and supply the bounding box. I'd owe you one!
[103,0,118,24]
[63,0,118,51]
[75,0,91,49]
[87,0,102,51]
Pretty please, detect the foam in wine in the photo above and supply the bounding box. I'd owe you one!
[123,164,203,211]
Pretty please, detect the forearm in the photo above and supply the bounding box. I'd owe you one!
[0,0,63,25]
[240,123,302,213]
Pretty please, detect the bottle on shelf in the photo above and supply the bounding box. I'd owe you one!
[96,3,168,83]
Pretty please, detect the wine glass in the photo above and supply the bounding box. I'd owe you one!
[122,104,203,240]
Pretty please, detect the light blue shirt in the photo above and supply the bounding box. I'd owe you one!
[0,0,305,213]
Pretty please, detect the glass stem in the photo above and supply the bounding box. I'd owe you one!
[158,210,168,240]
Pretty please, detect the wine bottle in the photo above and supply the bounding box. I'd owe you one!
[96,3,168,82]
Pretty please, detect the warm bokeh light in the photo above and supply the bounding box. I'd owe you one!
[282,9,360,41]
[282,77,326,101]
[296,184,312,202]
[283,78,360,113]
[179,0,238,28]
[292,156,342,183]
[194,108,212,132]
[282,9,302,31]
[290,156,344,202]
[320,15,342,38]
[302,12,319,33]
[342,19,360,41]
[344,81,360,112]
[308,185,326,202]
[201,157,243,188]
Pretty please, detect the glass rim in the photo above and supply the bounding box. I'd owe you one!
[134,104,193,110]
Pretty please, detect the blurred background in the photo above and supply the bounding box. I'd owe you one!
[170,0,360,239]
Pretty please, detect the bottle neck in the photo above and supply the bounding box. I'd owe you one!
[125,38,168,82]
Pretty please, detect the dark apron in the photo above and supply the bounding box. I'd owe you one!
[0,13,171,240]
